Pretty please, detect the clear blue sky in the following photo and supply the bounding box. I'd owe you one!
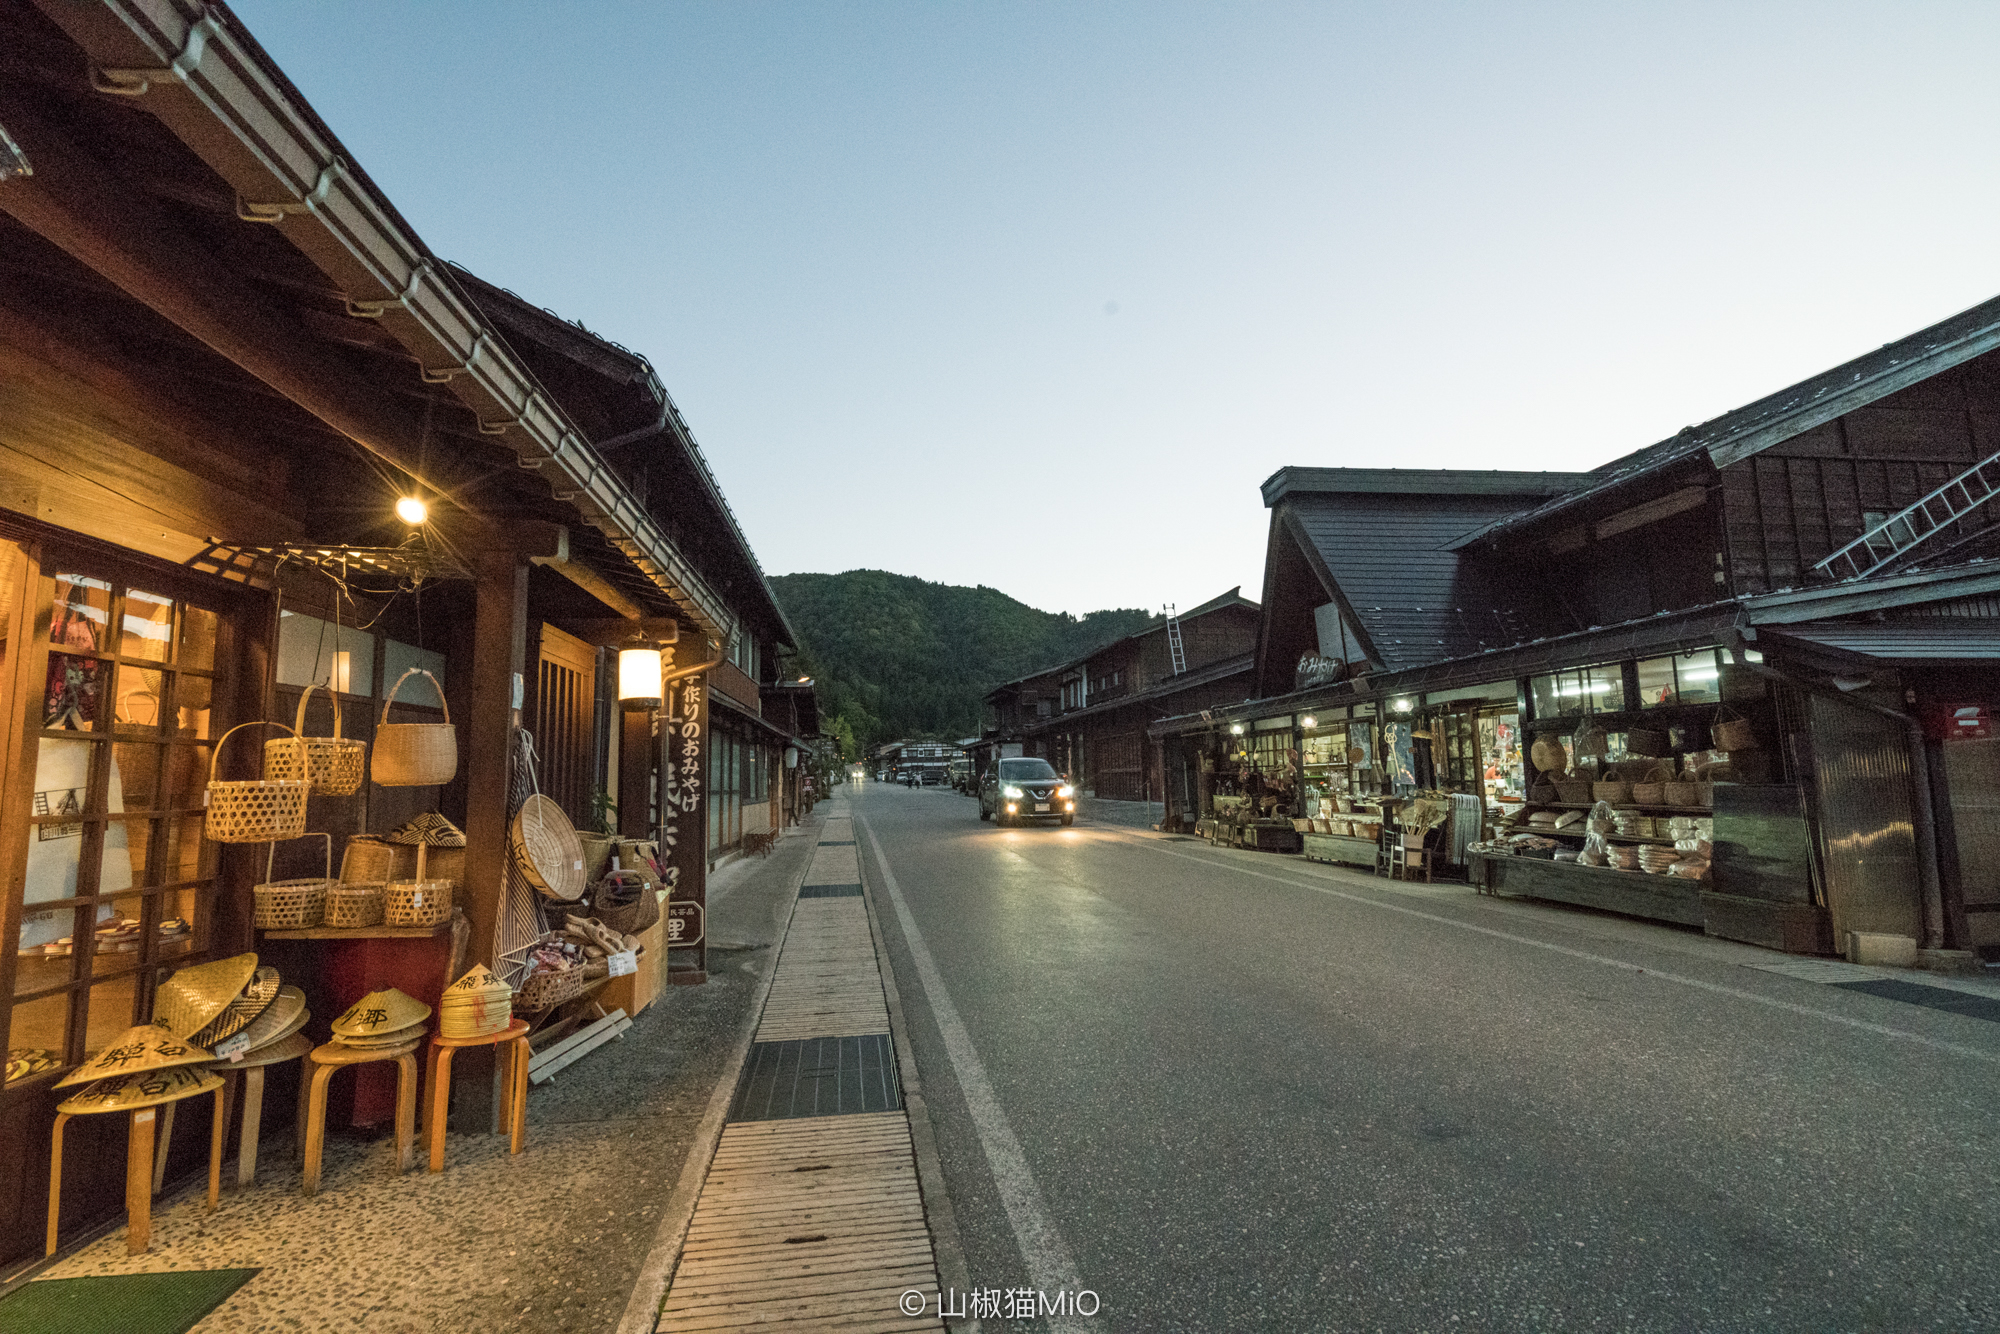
[234,1,2000,616]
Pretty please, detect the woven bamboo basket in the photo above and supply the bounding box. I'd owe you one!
[252,835,332,930]
[339,836,398,884]
[593,870,660,936]
[384,879,452,928]
[1530,735,1568,775]
[513,963,589,1013]
[1575,726,1609,759]
[1631,781,1666,805]
[325,883,386,929]
[1625,726,1671,758]
[1713,707,1757,752]
[1664,779,1702,806]
[265,684,366,796]
[512,793,586,902]
[373,668,458,786]
[1556,779,1593,804]
[207,722,310,844]
[1593,781,1632,803]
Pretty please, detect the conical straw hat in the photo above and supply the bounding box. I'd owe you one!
[214,1030,313,1069]
[153,953,259,1041]
[59,1064,221,1114]
[331,988,430,1037]
[191,965,281,1046]
[56,1025,213,1088]
[385,812,465,847]
[332,1022,426,1049]
[214,986,305,1057]
[442,965,509,1002]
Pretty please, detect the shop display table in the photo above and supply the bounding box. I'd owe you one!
[48,1080,225,1256]
[425,1019,532,1173]
[300,1037,421,1196]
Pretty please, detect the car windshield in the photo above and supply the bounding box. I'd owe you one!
[998,759,1059,782]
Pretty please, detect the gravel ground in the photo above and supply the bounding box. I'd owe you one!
[25,818,822,1334]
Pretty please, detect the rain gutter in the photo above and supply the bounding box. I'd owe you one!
[56,0,733,641]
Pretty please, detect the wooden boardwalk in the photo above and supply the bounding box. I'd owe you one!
[657,804,941,1332]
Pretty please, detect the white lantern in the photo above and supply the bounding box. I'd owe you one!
[618,647,663,704]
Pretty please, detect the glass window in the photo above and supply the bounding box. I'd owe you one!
[278,611,376,694]
[119,588,175,662]
[5,991,69,1083]
[1636,655,1678,708]
[1637,648,1723,708]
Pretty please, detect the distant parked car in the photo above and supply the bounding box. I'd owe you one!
[979,757,1075,827]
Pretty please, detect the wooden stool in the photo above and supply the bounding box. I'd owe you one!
[211,1043,307,1188]
[49,1081,225,1256]
[425,1019,532,1174]
[300,1038,421,1196]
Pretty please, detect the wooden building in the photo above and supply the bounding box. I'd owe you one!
[0,0,804,1269]
[1160,296,2000,968]
[982,590,1260,803]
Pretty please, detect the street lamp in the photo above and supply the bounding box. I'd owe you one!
[618,646,663,705]
[394,496,428,525]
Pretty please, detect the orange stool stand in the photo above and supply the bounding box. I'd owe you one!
[299,1037,421,1196]
[48,1083,224,1256]
[425,1019,532,1173]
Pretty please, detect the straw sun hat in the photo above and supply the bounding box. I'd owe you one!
[59,1064,222,1114]
[213,985,307,1057]
[56,1023,213,1088]
[190,965,281,1046]
[153,953,258,1042]
[332,988,430,1039]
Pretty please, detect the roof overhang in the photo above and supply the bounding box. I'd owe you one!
[27,0,734,640]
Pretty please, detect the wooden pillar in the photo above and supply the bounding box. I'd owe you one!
[455,550,527,1131]
[618,708,654,839]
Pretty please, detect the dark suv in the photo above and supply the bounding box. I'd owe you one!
[979,757,1075,827]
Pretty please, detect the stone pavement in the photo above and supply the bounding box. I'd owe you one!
[22,819,818,1334]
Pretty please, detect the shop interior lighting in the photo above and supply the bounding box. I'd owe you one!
[1301,715,1317,729]
[394,496,428,525]
[1229,723,1245,735]
[618,646,664,704]
[1393,698,1413,713]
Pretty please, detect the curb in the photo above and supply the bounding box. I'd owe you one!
[611,810,824,1334]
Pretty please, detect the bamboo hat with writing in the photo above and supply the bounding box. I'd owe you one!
[59,1064,222,1114]
[56,1024,213,1088]
[331,987,431,1037]
[226,984,307,1054]
[153,953,259,1042]
[190,965,281,1047]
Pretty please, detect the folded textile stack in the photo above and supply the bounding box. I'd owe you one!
[1638,845,1682,874]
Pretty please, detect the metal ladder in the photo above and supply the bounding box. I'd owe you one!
[1164,604,1187,676]
[1814,448,2000,580]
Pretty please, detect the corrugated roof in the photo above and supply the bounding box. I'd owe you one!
[1761,622,2000,663]
[1021,652,1255,732]
[1461,290,2000,548]
[1284,489,1564,671]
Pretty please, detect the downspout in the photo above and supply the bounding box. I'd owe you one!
[1736,658,1946,951]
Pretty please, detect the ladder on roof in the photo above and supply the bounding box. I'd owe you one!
[1164,605,1187,676]
[1814,448,2000,581]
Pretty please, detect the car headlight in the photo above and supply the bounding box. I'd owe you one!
[1003,785,1024,799]
[1057,785,1074,798]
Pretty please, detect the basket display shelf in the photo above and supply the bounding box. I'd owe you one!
[259,923,451,941]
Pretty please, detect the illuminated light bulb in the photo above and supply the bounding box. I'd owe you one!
[395,496,428,525]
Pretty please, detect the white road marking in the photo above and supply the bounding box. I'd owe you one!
[1119,832,2000,1068]
[858,814,1093,1331]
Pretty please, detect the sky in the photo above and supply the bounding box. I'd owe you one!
[232,1,2000,617]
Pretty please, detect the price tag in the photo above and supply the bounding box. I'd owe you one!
[213,1031,251,1061]
[606,950,637,978]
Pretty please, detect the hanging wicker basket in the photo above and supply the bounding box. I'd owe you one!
[207,722,311,844]
[373,667,458,786]
[512,793,587,902]
[1713,706,1758,752]
[1530,735,1568,775]
[266,683,366,796]
[252,834,333,930]
[1626,726,1671,758]
[1574,726,1609,760]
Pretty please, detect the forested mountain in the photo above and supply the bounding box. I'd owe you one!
[769,570,1155,755]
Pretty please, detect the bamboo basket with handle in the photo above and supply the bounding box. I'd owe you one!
[207,722,310,844]
[253,833,332,929]
[373,667,457,786]
[266,682,366,796]
[1713,706,1758,752]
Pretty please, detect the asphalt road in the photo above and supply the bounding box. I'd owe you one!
[847,779,2000,1333]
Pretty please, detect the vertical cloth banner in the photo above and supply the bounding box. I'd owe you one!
[662,672,709,982]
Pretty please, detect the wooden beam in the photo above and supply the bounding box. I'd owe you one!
[560,617,684,648]
[532,557,651,622]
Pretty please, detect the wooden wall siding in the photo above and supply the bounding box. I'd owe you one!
[535,648,596,827]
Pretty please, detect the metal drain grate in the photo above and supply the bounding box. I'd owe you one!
[1833,977,2000,1024]
[799,883,863,898]
[729,1034,901,1121]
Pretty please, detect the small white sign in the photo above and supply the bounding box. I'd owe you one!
[606,949,637,978]
[213,1031,251,1061]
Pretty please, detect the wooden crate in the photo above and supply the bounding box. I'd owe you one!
[599,916,663,1017]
